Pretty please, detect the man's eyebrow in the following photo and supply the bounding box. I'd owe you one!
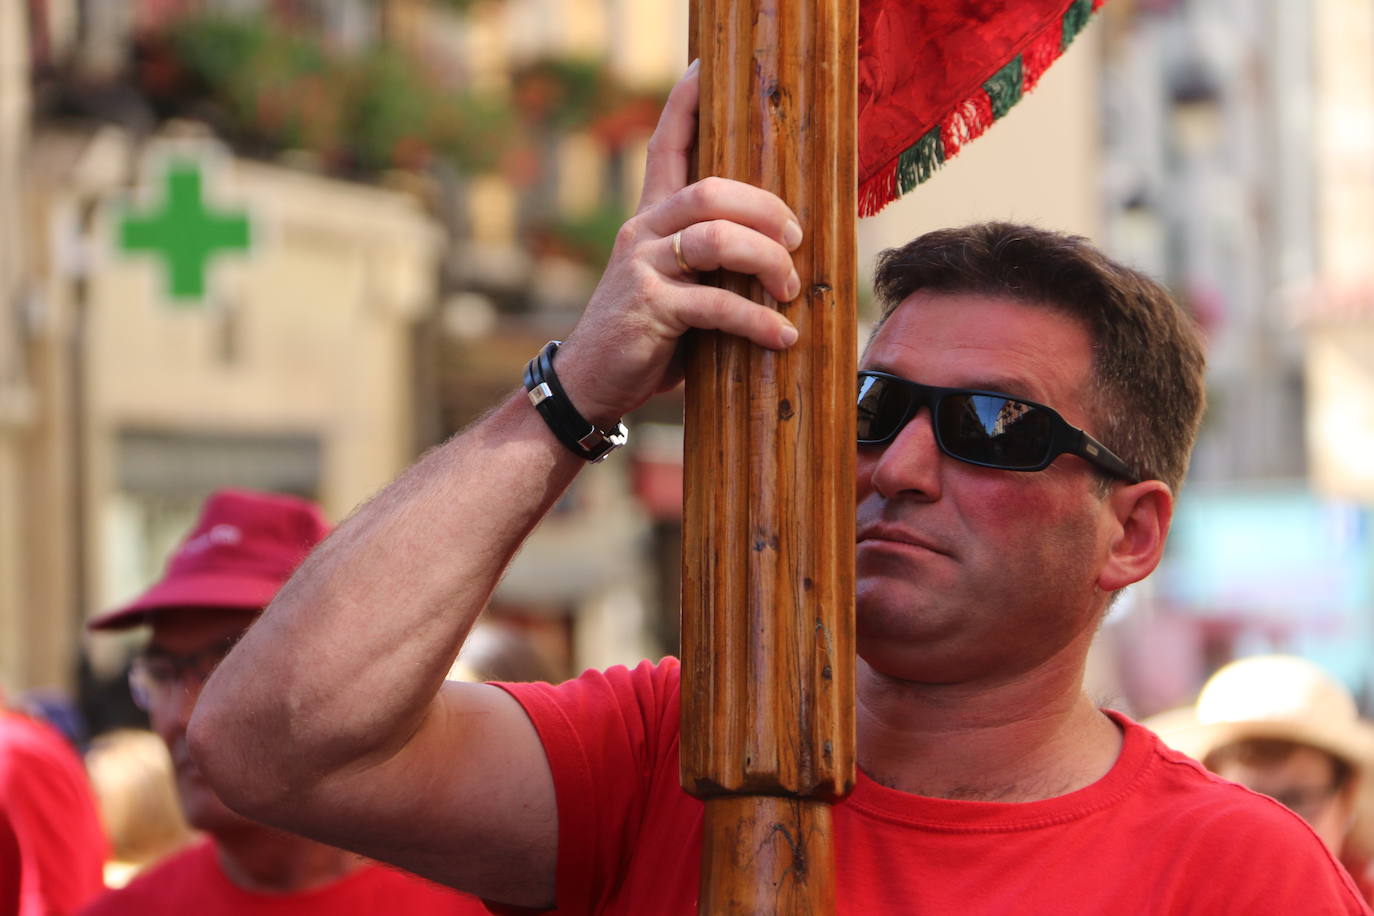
[960,378,1042,399]
[862,366,1043,399]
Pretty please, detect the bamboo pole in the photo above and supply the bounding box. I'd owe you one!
[681,1,857,912]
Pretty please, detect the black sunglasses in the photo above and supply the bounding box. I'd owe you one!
[857,371,1139,483]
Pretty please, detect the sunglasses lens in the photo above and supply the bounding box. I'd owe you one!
[937,394,1054,468]
[857,374,911,443]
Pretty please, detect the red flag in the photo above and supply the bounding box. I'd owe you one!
[857,0,1107,216]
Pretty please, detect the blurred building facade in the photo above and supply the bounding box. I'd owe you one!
[1097,0,1374,714]
[6,2,447,704]
[3,0,688,707]
[1305,0,1374,506]
[1,0,43,694]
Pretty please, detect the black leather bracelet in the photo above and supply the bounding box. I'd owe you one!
[523,340,628,463]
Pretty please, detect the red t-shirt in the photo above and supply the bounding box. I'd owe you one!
[0,808,22,916]
[1342,853,1374,907]
[78,839,492,915]
[0,711,107,916]
[497,658,1372,915]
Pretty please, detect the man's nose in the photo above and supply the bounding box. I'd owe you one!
[862,408,943,501]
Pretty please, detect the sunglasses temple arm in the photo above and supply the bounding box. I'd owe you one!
[1075,431,1140,484]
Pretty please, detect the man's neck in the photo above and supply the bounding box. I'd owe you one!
[854,653,1122,802]
[213,827,366,894]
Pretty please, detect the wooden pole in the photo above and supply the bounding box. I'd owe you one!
[681,1,857,913]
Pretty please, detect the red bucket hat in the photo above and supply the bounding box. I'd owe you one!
[88,489,330,631]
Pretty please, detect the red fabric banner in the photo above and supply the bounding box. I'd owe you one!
[857,0,1106,215]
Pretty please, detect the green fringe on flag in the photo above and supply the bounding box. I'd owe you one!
[983,57,1024,121]
[1062,0,1093,49]
[856,0,1108,217]
[896,128,946,195]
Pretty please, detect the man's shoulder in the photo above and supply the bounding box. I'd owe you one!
[1124,712,1337,840]
[1071,715,1367,909]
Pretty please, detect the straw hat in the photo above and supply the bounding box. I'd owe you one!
[1147,655,1374,772]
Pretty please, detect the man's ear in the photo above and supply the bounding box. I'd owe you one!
[1097,480,1173,592]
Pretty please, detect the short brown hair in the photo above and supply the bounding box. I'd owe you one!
[871,222,1206,492]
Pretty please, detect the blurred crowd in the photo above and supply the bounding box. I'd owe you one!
[3,488,1374,911]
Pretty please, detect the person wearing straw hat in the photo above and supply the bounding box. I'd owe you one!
[1150,655,1374,903]
[80,489,488,915]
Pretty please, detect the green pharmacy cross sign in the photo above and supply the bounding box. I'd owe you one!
[118,158,252,304]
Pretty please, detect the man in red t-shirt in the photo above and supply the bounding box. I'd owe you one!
[187,67,1371,913]
[0,701,107,915]
[80,490,489,915]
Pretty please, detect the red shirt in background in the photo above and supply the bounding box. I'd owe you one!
[79,839,492,915]
[0,808,22,916]
[0,710,108,916]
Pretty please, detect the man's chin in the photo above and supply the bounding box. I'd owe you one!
[854,598,976,682]
[856,581,949,638]
[855,639,986,687]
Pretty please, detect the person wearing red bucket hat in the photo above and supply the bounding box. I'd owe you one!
[81,490,489,916]
[87,489,330,632]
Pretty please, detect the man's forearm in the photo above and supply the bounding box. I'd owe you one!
[189,389,582,807]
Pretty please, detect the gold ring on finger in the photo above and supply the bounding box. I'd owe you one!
[672,230,693,276]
